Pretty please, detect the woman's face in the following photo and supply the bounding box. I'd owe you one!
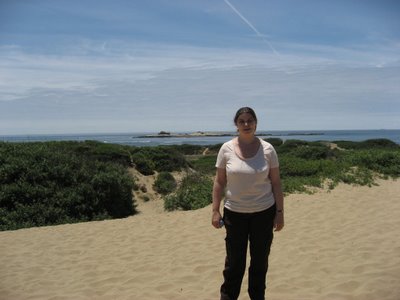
[236,112,257,136]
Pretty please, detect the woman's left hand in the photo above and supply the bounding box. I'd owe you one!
[274,212,284,231]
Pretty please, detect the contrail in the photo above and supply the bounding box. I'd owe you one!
[223,0,279,56]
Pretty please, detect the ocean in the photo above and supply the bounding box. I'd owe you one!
[1,130,399,146]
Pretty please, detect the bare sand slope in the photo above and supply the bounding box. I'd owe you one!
[1,179,399,300]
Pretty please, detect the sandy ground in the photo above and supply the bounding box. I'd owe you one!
[1,179,400,300]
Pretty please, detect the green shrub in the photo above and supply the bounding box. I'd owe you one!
[339,166,375,186]
[91,162,136,218]
[189,155,217,175]
[334,139,399,150]
[290,144,334,160]
[131,146,187,172]
[131,152,155,175]
[281,176,322,194]
[141,195,150,202]
[170,144,205,155]
[207,143,223,154]
[343,149,400,177]
[280,156,321,177]
[265,138,283,147]
[164,173,213,211]
[0,142,136,231]
[153,172,177,195]
[278,139,311,151]
[132,180,140,191]
[71,141,133,166]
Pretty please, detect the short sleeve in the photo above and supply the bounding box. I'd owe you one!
[269,146,279,168]
[262,141,279,168]
[215,143,227,169]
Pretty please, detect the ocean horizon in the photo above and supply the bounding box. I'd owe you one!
[1,129,400,146]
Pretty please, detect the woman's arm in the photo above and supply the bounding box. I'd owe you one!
[211,167,227,228]
[269,167,284,231]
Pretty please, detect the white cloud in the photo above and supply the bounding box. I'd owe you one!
[1,40,399,134]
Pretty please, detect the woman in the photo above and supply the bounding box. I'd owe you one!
[212,107,284,300]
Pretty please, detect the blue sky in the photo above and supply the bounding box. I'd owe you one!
[1,0,399,134]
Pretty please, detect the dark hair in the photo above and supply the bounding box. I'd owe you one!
[233,107,258,125]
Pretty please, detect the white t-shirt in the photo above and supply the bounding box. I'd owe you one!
[215,138,279,213]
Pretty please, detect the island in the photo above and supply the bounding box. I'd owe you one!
[137,131,236,138]
[136,131,324,138]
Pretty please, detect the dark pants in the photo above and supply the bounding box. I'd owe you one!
[220,205,276,300]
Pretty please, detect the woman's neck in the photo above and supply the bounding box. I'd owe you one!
[237,135,257,145]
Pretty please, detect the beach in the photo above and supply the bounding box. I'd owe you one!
[1,179,399,300]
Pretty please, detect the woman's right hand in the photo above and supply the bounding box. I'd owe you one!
[212,211,223,229]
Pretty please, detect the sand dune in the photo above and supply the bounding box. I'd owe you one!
[1,179,399,300]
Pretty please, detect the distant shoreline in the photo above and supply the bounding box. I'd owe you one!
[137,131,324,138]
[3,130,399,145]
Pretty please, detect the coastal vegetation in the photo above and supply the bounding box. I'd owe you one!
[153,172,177,195]
[164,172,213,211]
[1,138,399,231]
[0,141,135,231]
